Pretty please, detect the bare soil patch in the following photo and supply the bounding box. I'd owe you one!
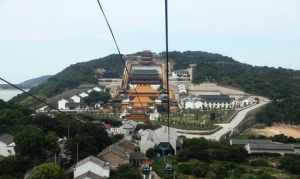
[252,123,300,138]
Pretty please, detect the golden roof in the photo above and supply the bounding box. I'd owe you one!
[131,84,159,94]
[132,96,153,108]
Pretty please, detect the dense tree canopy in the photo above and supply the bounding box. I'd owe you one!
[83,91,111,105]
[0,100,112,178]
[109,165,143,179]
[31,163,63,179]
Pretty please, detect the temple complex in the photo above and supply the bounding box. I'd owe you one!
[120,51,170,122]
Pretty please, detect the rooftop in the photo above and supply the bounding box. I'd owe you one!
[76,156,109,169]
[230,139,273,145]
[74,171,105,179]
[0,134,14,145]
[129,152,148,160]
[248,143,295,151]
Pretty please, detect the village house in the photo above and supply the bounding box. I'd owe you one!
[58,99,69,110]
[98,140,136,170]
[73,156,110,179]
[0,134,15,157]
[129,152,148,167]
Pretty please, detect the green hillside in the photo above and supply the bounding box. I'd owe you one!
[11,51,300,124]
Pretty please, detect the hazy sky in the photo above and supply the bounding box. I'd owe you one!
[1,0,300,83]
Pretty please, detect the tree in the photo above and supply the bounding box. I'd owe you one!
[44,132,60,154]
[0,156,31,178]
[15,126,45,159]
[66,135,99,163]
[31,163,63,179]
[279,155,300,174]
[84,91,111,106]
[110,165,142,179]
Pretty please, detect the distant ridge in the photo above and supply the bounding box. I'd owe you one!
[19,75,51,88]
[0,75,51,89]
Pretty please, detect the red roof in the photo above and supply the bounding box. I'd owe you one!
[103,123,112,129]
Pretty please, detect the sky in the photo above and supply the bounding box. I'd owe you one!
[1,0,300,83]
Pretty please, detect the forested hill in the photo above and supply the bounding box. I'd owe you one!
[11,51,300,124]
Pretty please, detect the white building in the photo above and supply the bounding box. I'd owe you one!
[74,156,110,179]
[177,84,187,94]
[139,127,178,154]
[58,99,69,110]
[87,89,93,94]
[106,121,138,136]
[79,92,89,98]
[36,105,48,112]
[181,94,234,110]
[70,95,81,103]
[93,87,103,92]
[0,134,16,157]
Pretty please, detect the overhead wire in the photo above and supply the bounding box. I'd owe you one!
[164,0,171,144]
[0,76,63,113]
[95,0,148,116]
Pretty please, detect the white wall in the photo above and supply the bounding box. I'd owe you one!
[58,100,68,110]
[140,133,156,154]
[0,142,15,157]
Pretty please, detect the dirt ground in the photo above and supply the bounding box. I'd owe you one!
[252,124,300,138]
[190,83,246,96]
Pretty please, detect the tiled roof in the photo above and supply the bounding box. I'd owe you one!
[76,156,109,169]
[129,152,148,160]
[230,139,273,145]
[74,171,104,179]
[133,85,159,93]
[248,143,294,151]
[0,134,14,145]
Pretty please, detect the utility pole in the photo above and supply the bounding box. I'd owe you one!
[76,143,79,163]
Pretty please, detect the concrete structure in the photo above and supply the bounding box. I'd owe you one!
[58,99,69,110]
[139,127,178,154]
[74,156,110,179]
[0,134,15,157]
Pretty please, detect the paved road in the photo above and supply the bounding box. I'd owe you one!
[175,97,270,141]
